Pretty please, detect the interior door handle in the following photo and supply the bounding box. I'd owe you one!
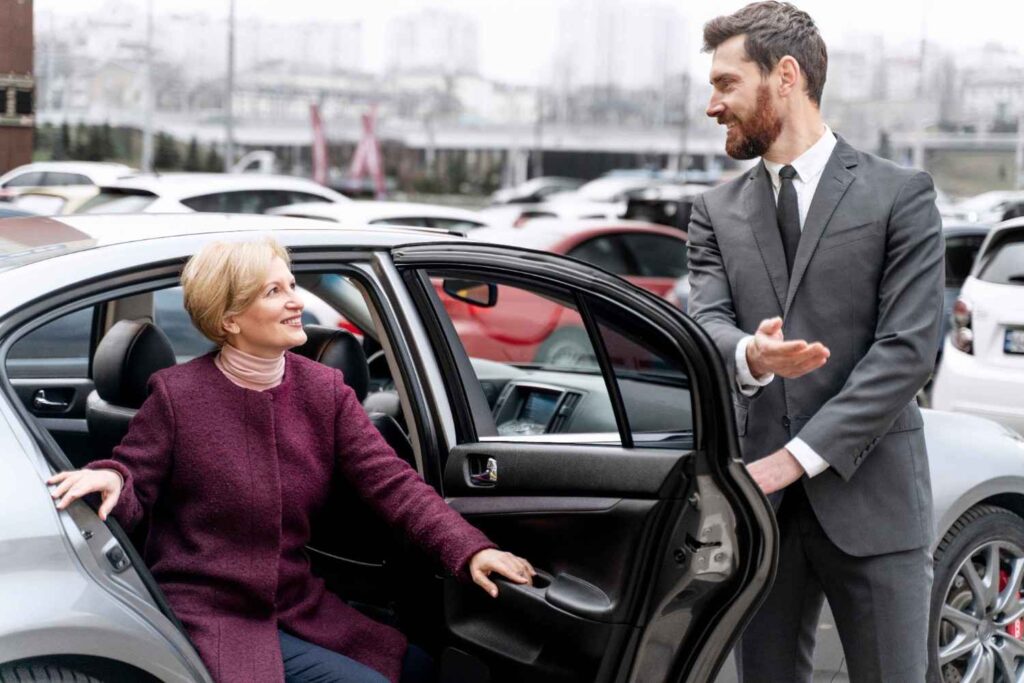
[493,569,614,622]
[33,389,70,411]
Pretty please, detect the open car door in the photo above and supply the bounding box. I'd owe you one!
[392,243,778,683]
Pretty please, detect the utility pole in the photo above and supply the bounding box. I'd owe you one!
[224,0,236,172]
[140,0,154,172]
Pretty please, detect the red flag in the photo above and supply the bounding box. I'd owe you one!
[349,106,386,199]
[310,103,328,186]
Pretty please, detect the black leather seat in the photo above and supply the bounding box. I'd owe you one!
[294,326,414,468]
[86,319,177,461]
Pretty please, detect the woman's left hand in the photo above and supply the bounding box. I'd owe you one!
[469,548,536,598]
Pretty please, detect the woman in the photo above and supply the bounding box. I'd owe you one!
[47,237,534,683]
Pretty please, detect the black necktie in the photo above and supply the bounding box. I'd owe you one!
[777,164,801,273]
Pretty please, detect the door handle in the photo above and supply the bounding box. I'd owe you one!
[33,389,70,412]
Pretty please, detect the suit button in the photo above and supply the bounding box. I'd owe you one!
[782,416,791,429]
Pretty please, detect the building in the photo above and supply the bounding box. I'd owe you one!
[1,0,34,173]
[385,9,479,76]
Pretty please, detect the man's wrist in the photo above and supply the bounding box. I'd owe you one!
[746,336,766,378]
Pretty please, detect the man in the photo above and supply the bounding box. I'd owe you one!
[687,3,943,681]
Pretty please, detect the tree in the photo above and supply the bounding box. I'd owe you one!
[154,133,181,170]
[204,143,223,172]
[72,122,90,160]
[54,122,70,161]
[183,136,203,171]
[97,122,115,160]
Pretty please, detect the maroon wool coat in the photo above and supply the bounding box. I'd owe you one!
[87,352,495,683]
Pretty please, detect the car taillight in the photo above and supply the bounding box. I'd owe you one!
[951,297,973,354]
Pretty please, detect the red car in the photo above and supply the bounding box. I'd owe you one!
[438,220,689,365]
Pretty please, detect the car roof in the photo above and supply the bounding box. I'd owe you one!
[97,173,350,201]
[0,161,137,183]
[469,219,685,251]
[267,200,485,223]
[0,213,454,273]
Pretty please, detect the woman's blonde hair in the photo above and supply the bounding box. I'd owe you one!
[180,236,291,346]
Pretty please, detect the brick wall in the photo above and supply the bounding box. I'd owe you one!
[0,0,34,174]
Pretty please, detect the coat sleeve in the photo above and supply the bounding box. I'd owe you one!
[332,371,496,581]
[85,374,176,531]
[687,192,753,391]
[796,171,944,480]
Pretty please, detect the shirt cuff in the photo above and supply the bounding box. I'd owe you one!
[787,437,830,478]
[735,335,775,396]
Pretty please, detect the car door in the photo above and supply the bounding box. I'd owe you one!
[392,243,777,683]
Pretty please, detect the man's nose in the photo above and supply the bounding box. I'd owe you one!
[707,97,724,119]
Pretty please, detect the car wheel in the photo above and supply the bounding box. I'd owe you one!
[533,327,594,367]
[929,505,1024,683]
[0,661,103,682]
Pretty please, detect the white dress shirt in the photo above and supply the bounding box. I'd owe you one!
[735,125,836,477]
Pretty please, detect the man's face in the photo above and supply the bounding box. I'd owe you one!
[706,34,783,160]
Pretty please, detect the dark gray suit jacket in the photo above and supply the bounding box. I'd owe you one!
[687,137,944,557]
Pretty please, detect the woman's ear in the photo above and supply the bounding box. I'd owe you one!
[222,316,241,336]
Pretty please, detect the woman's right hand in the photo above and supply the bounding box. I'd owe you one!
[46,469,123,520]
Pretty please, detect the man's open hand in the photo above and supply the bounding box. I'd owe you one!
[747,317,830,379]
[746,448,805,495]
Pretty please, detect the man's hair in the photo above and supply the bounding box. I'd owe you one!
[703,1,828,106]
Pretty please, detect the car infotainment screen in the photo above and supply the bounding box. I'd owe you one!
[519,390,560,425]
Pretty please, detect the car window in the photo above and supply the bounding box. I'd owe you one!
[7,307,93,378]
[620,234,688,278]
[567,237,631,275]
[3,171,45,188]
[421,270,619,442]
[427,218,486,232]
[43,172,92,186]
[945,235,987,288]
[153,288,218,360]
[77,190,157,214]
[416,268,693,447]
[286,191,331,205]
[370,217,429,227]
[978,232,1024,286]
[182,190,296,214]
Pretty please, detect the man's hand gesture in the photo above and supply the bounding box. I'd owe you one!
[747,317,830,379]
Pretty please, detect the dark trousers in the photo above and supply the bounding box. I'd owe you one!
[737,483,932,683]
[279,630,435,683]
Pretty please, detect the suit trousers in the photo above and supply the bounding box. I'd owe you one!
[737,482,933,682]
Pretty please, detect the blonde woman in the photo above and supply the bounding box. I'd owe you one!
[47,237,534,683]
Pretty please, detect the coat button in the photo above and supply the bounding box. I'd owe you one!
[782,416,791,429]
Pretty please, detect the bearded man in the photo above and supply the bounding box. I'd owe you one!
[686,3,944,681]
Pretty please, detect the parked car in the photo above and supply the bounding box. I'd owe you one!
[478,199,621,228]
[2,215,1024,683]
[932,217,1024,435]
[7,186,101,216]
[622,183,709,232]
[489,177,583,205]
[268,200,490,233]
[0,161,135,200]
[937,222,993,360]
[946,191,1024,225]
[0,212,775,682]
[459,220,689,364]
[73,173,349,215]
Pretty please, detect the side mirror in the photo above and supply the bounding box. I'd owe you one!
[443,279,498,307]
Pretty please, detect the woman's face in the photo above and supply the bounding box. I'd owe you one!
[223,256,307,357]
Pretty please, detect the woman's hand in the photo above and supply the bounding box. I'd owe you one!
[469,548,536,598]
[46,469,123,521]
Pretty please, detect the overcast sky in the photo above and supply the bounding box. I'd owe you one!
[38,0,1024,85]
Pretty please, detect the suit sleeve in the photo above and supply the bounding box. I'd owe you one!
[687,193,757,392]
[796,171,944,481]
[332,371,495,580]
[85,374,176,531]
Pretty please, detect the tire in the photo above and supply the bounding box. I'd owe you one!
[533,327,594,368]
[928,505,1024,683]
[0,661,103,683]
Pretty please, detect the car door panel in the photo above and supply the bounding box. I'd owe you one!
[392,245,777,683]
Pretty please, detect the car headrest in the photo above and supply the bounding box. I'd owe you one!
[294,326,369,402]
[93,319,177,409]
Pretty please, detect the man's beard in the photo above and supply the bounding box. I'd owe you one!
[722,85,783,160]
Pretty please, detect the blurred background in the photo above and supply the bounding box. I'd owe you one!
[4,0,1021,204]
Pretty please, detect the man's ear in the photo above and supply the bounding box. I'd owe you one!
[777,55,801,98]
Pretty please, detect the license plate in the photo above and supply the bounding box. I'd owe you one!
[1006,329,1024,354]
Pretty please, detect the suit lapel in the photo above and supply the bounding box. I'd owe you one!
[783,138,859,316]
[744,163,789,310]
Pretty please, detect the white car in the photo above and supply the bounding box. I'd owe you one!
[267,200,489,233]
[932,217,1024,434]
[945,190,1024,224]
[74,173,349,215]
[0,161,136,199]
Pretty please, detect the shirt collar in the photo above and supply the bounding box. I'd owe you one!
[763,124,837,189]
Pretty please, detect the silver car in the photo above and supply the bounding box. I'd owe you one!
[1,214,1022,683]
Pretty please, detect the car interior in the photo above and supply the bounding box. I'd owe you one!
[2,253,761,682]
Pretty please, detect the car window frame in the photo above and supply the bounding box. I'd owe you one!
[619,232,689,279]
